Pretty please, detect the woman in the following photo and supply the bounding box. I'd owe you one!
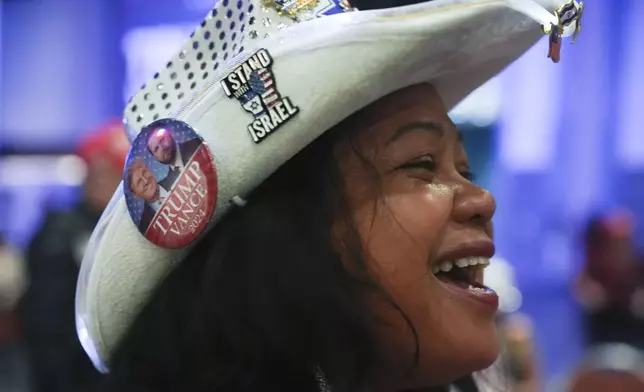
[21,120,127,392]
[76,0,584,391]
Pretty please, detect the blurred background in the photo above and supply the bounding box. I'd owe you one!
[1,0,643,391]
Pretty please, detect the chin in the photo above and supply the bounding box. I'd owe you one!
[460,321,500,368]
[414,323,501,386]
[463,337,500,374]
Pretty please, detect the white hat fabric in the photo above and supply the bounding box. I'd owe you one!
[76,0,584,372]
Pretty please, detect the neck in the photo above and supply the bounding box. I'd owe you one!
[360,369,462,392]
[363,385,450,392]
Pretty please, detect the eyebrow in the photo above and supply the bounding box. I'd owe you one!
[386,121,465,146]
[386,121,444,146]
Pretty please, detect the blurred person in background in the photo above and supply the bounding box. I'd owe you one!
[0,236,25,344]
[574,211,644,349]
[565,343,644,392]
[0,235,28,392]
[20,119,129,392]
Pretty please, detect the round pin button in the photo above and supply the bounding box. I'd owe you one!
[123,119,218,249]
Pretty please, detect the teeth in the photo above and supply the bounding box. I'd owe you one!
[455,259,469,268]
[439,262,453,272]
[432,257,490,274]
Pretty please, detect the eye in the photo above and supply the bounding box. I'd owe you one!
[399,155,436,171]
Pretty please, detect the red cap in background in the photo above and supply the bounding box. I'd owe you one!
[76,119,130,172]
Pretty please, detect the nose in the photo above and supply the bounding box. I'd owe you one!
[451,182,496,229]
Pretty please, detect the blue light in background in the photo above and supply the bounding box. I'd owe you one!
[0,0,125,150]
[122,0,210,29]
[492,0,644,381]
[615,0,644,244]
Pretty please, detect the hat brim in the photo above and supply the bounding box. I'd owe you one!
[77,0,562,371]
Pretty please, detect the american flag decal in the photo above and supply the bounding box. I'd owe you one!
[221,48,299,143]
[258,69,279,109]
[244,69,280,111]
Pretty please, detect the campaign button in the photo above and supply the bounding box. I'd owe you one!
[123,118,217,249]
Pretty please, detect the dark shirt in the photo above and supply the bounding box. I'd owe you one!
[19,203,103,392]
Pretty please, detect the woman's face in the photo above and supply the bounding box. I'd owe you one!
[334,84,498,388]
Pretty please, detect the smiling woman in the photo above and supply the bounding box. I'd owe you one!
[74,0,584,391]
[100,83,497,392]
[331,84,499,387]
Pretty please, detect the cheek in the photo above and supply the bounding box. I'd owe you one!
[354,183,499,384]
[359,184,454,346]
[356,182,454,287]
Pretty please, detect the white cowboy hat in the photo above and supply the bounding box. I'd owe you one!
[76,0,584,372]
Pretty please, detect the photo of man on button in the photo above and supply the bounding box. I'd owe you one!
[126,158,169,231]
[146,127,201,189]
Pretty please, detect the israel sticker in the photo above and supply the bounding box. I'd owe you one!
[220,49,299,143]
[123,119,218,249]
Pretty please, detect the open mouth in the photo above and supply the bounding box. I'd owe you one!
[431,257,492,293]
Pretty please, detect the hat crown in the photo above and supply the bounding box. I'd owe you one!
[123,0,355,140]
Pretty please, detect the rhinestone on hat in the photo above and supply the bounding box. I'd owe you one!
[124,0,355,137]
